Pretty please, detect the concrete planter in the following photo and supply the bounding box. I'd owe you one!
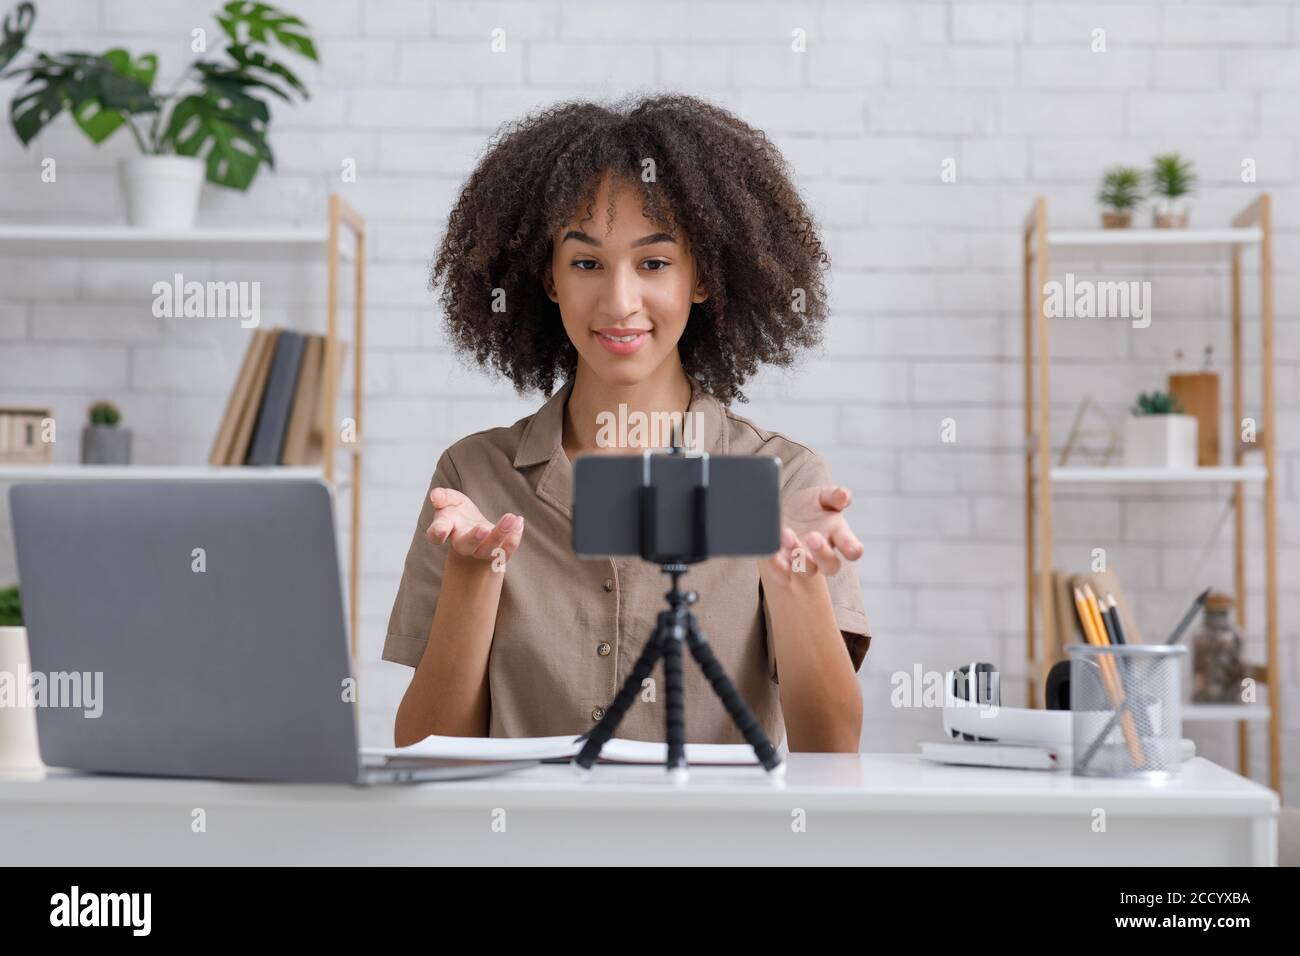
[81,424,132,465]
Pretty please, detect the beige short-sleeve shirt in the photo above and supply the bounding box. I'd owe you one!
[383,375,872,744]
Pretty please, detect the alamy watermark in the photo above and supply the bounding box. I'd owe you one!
[595,403,704,452]
[151,273,261,329]
[0,669,103,718]
[50,886,150,935]
[890,665,999,717]
[1043,273,1151,329]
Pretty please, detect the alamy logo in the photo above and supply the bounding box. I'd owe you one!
[1042,273,1151,329]
[50,886,151,936]
[595,404,704,452]
[151,273,261,328]
[0,669,102,718]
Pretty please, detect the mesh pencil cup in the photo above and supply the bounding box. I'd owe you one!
[1067,643,1186,779]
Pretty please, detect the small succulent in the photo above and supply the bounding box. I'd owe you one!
[1098,166,1145,211]
[1133,390,1184,415]
[0,585,20,626]
[1151,153,1196,200]
[88,400,121,426]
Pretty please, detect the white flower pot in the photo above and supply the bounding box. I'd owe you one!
[0,626,45,776]
[1123,414,1199,469]
[119,155,205,229]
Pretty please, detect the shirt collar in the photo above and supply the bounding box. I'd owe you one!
[513,372,729,470]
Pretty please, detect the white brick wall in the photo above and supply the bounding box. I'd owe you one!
[1,0,1298,798]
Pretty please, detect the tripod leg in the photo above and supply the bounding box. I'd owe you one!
[685,617,783,772]
[573,624,665,770]
[662,625,687,778]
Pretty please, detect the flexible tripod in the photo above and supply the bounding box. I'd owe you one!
[571,443,784,779]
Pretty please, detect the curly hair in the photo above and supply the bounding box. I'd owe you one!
[431,93,831,405]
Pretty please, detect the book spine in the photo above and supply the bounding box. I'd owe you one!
[247,332,306,466]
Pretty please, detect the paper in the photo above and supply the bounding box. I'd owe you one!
[362,734,762,765]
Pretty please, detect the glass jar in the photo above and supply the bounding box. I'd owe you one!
[1191,593,1244,704]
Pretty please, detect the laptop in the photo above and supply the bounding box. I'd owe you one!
[9,478,534,785]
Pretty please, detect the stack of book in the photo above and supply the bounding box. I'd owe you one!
[208,329,338,467]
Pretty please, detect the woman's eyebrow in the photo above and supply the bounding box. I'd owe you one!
[561,230,677,247]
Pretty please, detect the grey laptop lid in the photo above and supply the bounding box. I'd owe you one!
[10,479,362,783]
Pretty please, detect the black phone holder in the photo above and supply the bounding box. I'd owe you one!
[573,442,784,779]
[637,447,710,564]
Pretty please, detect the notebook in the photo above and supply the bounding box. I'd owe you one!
[920,740,1063,771]
[363,734,766,765]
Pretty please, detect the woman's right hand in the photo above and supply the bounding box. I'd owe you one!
[425,487,524,563]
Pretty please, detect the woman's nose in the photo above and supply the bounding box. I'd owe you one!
[600,261,642,319]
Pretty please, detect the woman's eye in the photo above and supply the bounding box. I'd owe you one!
[642,259,669,271]
[572,259,599,271]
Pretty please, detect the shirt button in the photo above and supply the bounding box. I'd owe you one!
[597,642,612,657]
[602,579,614,592]
[592,706,606,721]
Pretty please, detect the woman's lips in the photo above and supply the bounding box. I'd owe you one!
[594,329,649,356]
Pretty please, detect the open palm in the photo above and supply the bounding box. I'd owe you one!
[425,487,524,562]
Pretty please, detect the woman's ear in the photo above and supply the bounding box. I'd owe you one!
[691,278,709,305]
[543,265,558,304]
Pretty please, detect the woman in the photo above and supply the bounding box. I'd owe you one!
[386,94,871,752]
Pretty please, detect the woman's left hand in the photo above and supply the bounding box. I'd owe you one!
[773,484,863,577]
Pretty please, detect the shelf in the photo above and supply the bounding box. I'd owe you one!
[1048,227,1262,248]
[1183,703,1271,724]
[0,464,330,482]
[1048,465,1267,484]
[0,223,353,260]
[1024,195,1282,794]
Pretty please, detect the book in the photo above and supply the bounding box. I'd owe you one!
[246,331,306,466]
[1169,371,1219,466]
[363,734,767,766]
[280,334,324,465]
[920,740,1062,771]
[227,329,280,466]
[208,331,267,466]
[303,338,346,467]
[921,738,1196,771]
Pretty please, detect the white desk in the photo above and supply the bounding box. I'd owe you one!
[0,754,1277,865]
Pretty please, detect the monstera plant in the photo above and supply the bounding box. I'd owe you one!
[0,1,318,225]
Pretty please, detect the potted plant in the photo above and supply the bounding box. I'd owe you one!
[0,1,318,228]
[1097,166,1144,228]
[0,585,43,775]
[1150,152,1196,228]
[81,400,131,465]
[1123,390,1199,470]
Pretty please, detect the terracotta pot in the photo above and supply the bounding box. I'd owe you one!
[1101,210,1133,229]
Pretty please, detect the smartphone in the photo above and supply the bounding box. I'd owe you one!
[572,453,781,560]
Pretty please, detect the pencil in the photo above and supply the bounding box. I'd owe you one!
[1105,593,1128,645]
[1081,585,1109,645]
[1075,586,1145,767]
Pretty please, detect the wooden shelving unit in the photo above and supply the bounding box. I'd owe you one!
[0,194,366,656]
[1022,196,1281,795]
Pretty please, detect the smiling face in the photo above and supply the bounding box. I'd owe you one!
[545,174,708,389]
